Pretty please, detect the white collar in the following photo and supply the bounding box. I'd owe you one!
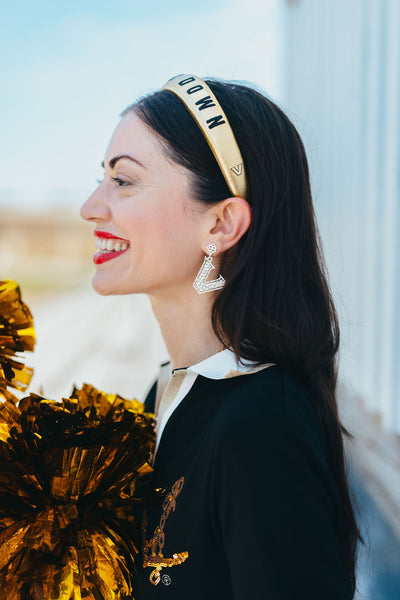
[153,348,274,457]
[161,348,274,380]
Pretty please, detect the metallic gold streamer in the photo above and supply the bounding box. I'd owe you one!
[0,280,35,403]
[0,281,156,598]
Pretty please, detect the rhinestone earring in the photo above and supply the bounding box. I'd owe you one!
[193,243,225,294]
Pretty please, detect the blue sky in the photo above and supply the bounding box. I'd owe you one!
[0,0,283,209]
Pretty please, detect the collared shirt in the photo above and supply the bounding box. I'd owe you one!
[153,348,274,454]
[136,360,354,599]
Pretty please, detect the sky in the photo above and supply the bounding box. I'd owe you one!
[0,0,284,209]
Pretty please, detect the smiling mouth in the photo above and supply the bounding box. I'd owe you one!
[95,237,130,253]
[93,233,131,265]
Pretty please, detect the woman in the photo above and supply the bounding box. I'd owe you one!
[80,74,361,599]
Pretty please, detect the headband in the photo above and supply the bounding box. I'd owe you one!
[162,74,247,200]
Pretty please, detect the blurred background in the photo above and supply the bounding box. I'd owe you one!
[0,0,399,597]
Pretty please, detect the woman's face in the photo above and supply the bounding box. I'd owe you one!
[80,112,206,298]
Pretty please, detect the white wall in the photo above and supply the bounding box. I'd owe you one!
[283,0,400,432]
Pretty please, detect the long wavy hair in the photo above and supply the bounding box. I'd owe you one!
[123,78,362,592]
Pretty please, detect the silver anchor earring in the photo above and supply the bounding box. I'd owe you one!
[193,243,226,294]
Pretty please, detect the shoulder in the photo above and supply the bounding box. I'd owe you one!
[209,365,328,466]
[213,364,320,427]
[207,365,340,523]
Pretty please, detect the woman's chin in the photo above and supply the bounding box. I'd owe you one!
[91,272,144,296]
[91,273,118,296]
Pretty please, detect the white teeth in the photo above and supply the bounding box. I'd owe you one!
[96,237,130,253]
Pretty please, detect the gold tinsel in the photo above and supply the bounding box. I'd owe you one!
[0,280,156,599]
[0,280,35,403]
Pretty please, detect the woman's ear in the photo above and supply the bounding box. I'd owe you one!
[204,197,252,253]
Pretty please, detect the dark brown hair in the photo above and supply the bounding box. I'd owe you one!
[123,78,362,592]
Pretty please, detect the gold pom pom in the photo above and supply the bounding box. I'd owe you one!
[0,385,155,599]
[0,280,35,403]
[0,280,156,598]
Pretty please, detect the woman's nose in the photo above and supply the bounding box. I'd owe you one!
[80,185,111,223]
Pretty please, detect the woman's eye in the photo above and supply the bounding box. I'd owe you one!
[111,176,130,187]
[95,175,135,187]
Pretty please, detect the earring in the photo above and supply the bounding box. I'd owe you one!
[193,243,225,294]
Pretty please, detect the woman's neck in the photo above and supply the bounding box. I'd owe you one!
[148,292,224,371]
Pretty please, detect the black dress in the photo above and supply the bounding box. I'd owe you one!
[133,364,354,599]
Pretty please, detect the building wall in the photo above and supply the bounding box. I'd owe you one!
[283,0,400,433]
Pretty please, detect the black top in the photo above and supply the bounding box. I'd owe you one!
[133,365,353,599]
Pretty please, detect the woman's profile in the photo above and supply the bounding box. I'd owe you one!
[80,74,361,599]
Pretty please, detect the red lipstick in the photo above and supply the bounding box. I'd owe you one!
[94,230,130,242]
[94,250,128,265]
[93,230,130,264]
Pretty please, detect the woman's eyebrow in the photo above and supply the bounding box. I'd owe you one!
[101,154,146,170]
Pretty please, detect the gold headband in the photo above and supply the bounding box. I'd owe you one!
[162,74,247,200]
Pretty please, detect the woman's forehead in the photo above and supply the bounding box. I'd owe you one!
[104,112,167,168]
